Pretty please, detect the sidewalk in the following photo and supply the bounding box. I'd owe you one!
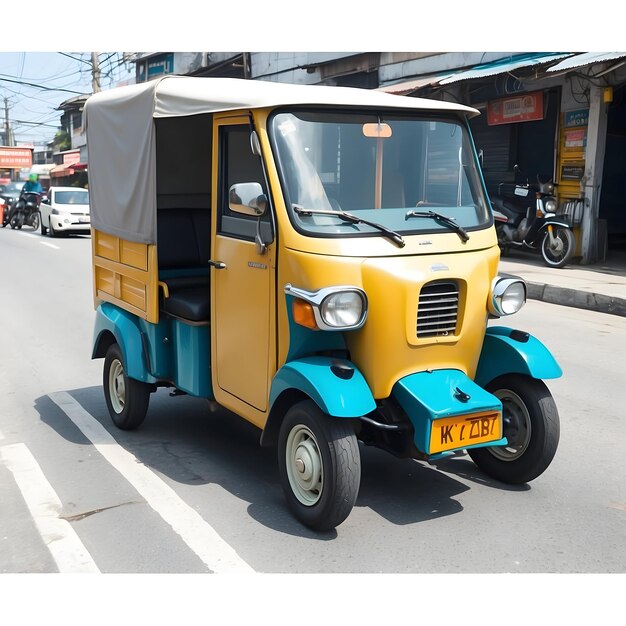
[498,249,626,317]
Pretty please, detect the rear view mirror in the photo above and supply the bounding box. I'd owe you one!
[362,122,392,138]
[229,182,268,216]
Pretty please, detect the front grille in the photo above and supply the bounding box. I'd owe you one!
[417,281,459,338]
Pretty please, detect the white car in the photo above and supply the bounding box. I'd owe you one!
[39,186,90,237]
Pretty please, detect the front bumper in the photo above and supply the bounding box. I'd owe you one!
[51,214,90,232]
[392,368,507,458]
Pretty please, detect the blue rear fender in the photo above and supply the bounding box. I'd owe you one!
[92,302,156,384]
[475,326,562,387]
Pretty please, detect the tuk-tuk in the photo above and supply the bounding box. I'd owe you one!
[85,76,561,531]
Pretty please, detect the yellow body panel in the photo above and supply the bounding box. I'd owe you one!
[209,114,277,428]
[278,238,500,399]
[92,229,159,323]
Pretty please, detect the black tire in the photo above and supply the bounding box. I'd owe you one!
[30,211,40,231]
[278,400,361,531]
[48,218,57,238]
[541,227,575,268]
[40,214,48,235]
[468,375,559,484]
[103,343,150,430]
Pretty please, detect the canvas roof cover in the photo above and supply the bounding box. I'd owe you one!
[84,75,479,244]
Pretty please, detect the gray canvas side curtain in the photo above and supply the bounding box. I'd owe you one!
[84,80,161,244]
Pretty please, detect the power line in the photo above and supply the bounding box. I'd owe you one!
[0,76,86,95]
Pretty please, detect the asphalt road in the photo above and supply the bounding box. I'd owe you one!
[0,224,623,620]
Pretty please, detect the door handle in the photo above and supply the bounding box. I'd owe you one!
[208,260,227,269]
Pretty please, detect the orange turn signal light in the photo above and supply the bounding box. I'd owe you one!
[292,299,318,330]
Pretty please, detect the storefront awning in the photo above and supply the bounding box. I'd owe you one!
[49,164,74,178]
[438,53,574,85]
[72,162,88,171]
[546,52,626,73]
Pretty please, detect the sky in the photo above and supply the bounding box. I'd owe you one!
[0,52,135,146]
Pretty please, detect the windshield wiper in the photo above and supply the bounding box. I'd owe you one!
[293,205,405,248]
[405,210,469,243]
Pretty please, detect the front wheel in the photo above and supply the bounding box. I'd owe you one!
[468,375,559,484]
[103,343,151,430]
[278,400,361,531]
[541,226,575,268]
[29,211,40,231]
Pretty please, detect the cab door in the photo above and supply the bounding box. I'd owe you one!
[211,116,275,420]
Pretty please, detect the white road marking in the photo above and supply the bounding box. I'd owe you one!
[40,241,60,249]
[49,391,255,574]
[18,232,39,239]
[0,442,100,573]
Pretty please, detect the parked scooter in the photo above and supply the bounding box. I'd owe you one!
[9,191,42,231]
[491,166,576,268]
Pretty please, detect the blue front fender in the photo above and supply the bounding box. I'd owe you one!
[475,326,562,387]
[269,356,376,418]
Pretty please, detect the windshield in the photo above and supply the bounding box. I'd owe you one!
[55,190,89,205]
[270,110,490,239]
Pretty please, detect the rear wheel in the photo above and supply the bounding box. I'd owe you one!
[468,375,559,484]
[103,343,151,430]
[541,227,575,268]
[278,400,361,531]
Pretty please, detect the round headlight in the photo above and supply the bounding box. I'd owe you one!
[320,291,364,328]
[545,199,557,213]
[489,278,526,316]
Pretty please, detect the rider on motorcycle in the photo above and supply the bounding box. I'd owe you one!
[23,173,43,194]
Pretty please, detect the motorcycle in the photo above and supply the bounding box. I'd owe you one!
[491,166,576,268]
[8,191,42,231]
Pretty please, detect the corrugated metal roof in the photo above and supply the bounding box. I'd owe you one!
[438,53,573,85]
[546,52,626,72]
[378,74,454,95]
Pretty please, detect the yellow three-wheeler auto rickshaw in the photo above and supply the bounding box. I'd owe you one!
[85,76,561,530]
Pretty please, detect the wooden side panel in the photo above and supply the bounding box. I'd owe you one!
[92,229,159,323]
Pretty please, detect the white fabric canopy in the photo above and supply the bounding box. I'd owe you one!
[85,75,479,244]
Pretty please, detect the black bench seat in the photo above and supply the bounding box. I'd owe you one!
[157,208,211,323]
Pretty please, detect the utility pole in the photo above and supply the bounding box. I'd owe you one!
[4,97,12,147]
[91,52,101,93]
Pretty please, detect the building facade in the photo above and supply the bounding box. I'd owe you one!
[127,51,626,262]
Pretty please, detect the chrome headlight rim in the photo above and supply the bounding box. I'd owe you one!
[489,277,527,317]
[285,284,368,331]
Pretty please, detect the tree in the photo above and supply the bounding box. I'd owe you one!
[54,129,70,152]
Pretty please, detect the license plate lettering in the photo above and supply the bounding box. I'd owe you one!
[430,412,501,454]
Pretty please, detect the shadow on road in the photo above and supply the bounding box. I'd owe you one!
[33,386,516,537]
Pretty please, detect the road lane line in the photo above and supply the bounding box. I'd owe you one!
[49,391,254,574]
[40,241,60,249]
[0,442,100,573]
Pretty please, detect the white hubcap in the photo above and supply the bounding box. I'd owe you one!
[109,359,126,414]
[286,425,323,506]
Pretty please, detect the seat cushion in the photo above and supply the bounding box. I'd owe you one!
[162,287,211,322]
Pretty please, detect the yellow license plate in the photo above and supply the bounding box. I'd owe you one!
[430,411,502,454]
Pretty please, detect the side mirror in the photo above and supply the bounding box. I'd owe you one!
[229,182,268,217]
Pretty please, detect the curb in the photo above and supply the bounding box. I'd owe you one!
[525,281,626,318]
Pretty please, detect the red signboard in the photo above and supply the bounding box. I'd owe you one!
[0,147,33,169]
[62,151,81,166]
[487,91,544,126]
